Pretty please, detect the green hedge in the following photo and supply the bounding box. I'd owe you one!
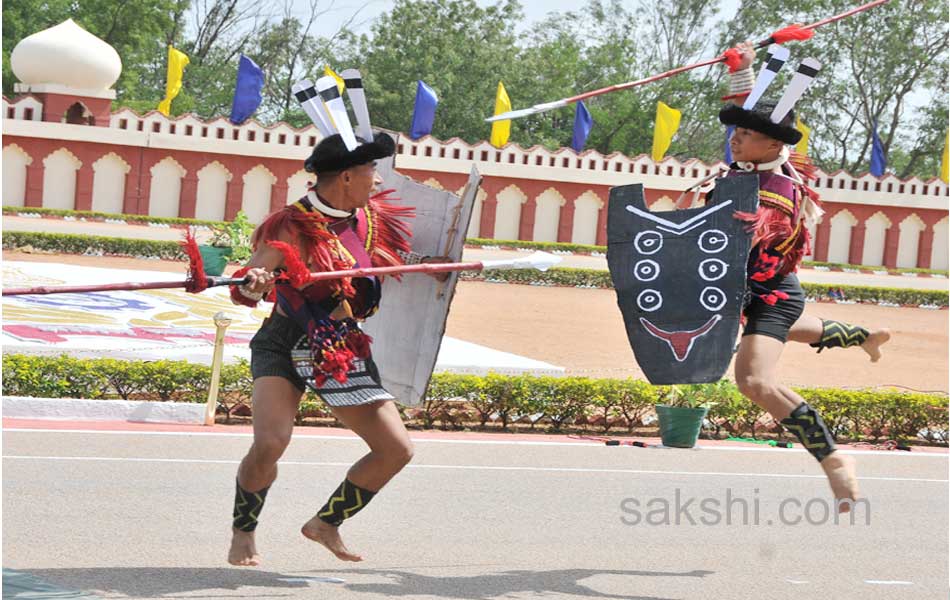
[3,354,946,444]
[3,231,186,260]
[467,237,606,255]
[3,205,222,228]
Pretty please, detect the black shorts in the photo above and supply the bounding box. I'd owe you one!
[742,273,806,344]
[249,313,309,392]
[249,312,395,407]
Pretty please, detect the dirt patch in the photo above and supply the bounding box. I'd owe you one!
[445,281,949,392]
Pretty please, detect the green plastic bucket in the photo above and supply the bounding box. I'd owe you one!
[198,245,232,276]
[655,404,709,448]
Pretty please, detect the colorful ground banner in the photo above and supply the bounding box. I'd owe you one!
[2,262,562,375]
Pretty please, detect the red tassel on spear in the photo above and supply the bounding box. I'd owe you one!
[486,0,890,122]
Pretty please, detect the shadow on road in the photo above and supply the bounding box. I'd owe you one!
[22,567,320,598]
[19,566,714,599]
[307,567,714,600]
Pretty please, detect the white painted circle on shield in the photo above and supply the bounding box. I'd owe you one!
[699,258,729,282]
[634,259,660,282]
[700,286,727,311]
[637,289,663,312]
[698,229,728,254]
[634,230,663,255]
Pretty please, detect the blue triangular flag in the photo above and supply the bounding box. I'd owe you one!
[571,101,593,152]
[229,54,264,125]
[724,125,735,164]
[870,121,886,177]
[409,80,438,140]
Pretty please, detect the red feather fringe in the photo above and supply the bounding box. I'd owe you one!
[180,230,208,293]
[266,240,311,287]
[253,204,355,298]
[788,150,818,183]
[771,24,814,44]
[721,48,743,72]
[735,205,806,277]
[365,189,414,280]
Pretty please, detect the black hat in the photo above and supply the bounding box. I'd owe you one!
[719,99,801,145]
[304,131,396,174]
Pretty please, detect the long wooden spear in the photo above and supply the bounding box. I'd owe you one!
[1,251,562,296]
[485,0,890,123]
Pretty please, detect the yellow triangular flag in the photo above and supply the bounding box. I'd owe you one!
[490,81,512,148]
[157,46,190,116]
[796,117,811,156]
[941,129,949,183]
[324,65,345,94]
[651,101,681,162]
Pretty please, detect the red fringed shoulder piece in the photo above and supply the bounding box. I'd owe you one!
[770,24,814,44]
[180,230,208,293]
[788,150,823,209]
[788,150,818,183]
[721,48,743,73]
[254,203,354,297]
[364,189,414,279]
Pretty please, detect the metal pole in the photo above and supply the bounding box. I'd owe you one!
[205,311,233,426]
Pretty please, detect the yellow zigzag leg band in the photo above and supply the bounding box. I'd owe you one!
[233,480,270,532]
[810,319,869,353]
[317,478,377,526]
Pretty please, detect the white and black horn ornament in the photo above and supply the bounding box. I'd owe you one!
[291,79,334,137]
[316,75,359,151]
[770,58,821,124]
[340,69,374,142]
[743,45,790,110]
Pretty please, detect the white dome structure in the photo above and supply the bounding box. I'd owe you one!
[11,19,122,97]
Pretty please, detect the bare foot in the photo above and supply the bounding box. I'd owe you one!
[820,452,861,513]
[228,528,261,566]
[301,517,363,562]
[861,328,891,362]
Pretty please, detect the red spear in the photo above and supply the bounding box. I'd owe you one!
[486,0,890,122]
[1,252,562,296]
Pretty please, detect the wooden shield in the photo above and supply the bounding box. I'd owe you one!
[363,156,481,406]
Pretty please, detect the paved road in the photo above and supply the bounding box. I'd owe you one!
[3,425,948,599]
[5,216,948,291]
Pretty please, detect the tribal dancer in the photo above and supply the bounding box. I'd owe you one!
[711,42,864,510]
[724,42,891,363]
[227,72,437,565]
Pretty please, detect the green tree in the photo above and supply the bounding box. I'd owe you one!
[3,0,182,100]
[338,0,524,143]
[722,0,948,178]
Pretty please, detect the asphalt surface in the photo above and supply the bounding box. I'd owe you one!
[3,427,948,599]
[5,216,948,291]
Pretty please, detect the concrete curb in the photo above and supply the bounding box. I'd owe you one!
[2,396,205,424]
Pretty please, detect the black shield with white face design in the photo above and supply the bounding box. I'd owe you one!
[607,175,759,384]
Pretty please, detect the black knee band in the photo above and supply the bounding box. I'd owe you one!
[233,480,270,532]
[810,319,869,353]
[781,402,836,462]
[317,479,377,527]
